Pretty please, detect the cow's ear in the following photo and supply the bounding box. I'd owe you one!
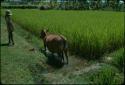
[42,29,45,33]
[46,29,49,32]
[41,29,44,33]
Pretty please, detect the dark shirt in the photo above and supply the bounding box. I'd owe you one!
[5,15,14,32]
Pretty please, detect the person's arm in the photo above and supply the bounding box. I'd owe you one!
[9,16,14,31]
[5,15,7,22]
[10,21,14,31]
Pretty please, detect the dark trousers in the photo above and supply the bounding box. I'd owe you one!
[8,31,14,44]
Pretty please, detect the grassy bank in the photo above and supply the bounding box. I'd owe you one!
[0,17,47,84]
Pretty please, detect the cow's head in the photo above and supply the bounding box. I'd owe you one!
[40,29,49,39]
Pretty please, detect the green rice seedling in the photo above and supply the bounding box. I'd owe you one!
[102,48,124,72]
[1,9,124,58]
[86,64,124,85]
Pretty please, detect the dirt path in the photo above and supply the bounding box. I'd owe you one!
[1,17,101,84]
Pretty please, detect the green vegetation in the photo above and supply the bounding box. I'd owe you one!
[102,48,124,72]
[1,9,124,84]
[85,64,124,85]
[1,17,46,84]
[1,5,38,9]
[55,63,124,84]
[2,0,124,11]
[2,9,124,58]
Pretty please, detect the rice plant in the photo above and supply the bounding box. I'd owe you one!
[103,48,124,72]
[1,9,124,58]
[85,64,124,85]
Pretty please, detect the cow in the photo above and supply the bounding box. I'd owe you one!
[40,29,68,64]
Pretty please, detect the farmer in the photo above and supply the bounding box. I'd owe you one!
[5,10,14,46]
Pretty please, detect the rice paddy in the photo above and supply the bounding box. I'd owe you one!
[2,9,124,58]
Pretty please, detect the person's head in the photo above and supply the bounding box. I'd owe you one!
[5,10,12,16]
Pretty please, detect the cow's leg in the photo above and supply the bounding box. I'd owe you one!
[43,43,47,56]
[61,52,64,63]
[44,43,46,51]
[64,49,68,64]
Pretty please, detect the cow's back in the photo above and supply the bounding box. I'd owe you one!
[45,34,64,53]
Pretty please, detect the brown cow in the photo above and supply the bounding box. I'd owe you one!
[40,29,68,64]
